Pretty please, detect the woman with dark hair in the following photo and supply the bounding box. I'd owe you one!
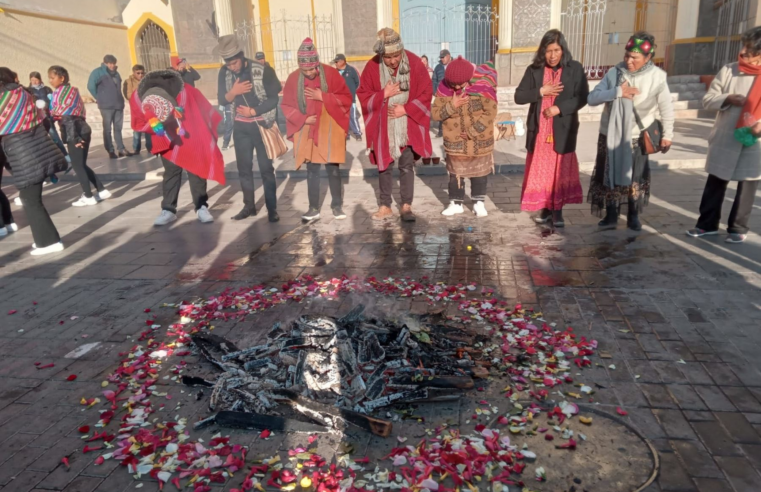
[48,65,109,207]
[421,55,433,78]
[687,27,761,244]
[515,29,589,227]
[28,71,69,166]
[587,31,674,231]
[0,66,67,255]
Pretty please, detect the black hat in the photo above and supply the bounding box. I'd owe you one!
[439,49,451,59]
[254,52,265,60]
[333,54,346,63]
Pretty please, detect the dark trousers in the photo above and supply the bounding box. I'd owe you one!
[696,174,759,234]
[100,109,125,153]
[132,131,152,153]
[19,182,60,248]
[307,163,342,210]
[161,157,208,213]
[378,147,415,207]
[221,105,234,146]
[449,174,488,203]
[0,168,14,228]
[67,135,103,198]
[233,121,277,213]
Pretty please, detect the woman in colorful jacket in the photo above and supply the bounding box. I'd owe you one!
[0,67,66,255]
[432,57,497,217]
[48,66,110,207]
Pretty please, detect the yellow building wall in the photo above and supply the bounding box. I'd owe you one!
[0,11,130,99]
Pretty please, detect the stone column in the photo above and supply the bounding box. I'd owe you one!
[333,0,346,55]
[495,0,513,87]
[377,0,393,32]
[214,0,235,36]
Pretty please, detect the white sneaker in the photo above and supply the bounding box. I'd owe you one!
[441,202,464,216]
[154,210,177,226]
[7,223,17,232]
[72,194,97,207]
[0,227,7,237]
[30,242,64,256]
[196,206,213,223]
[14,197,22,206]
[473,201,488,217]
[97,189,112,201]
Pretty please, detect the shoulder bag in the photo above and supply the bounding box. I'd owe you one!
[632,105,662,155]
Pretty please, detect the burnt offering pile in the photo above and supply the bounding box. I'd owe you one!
[186,305,490,436]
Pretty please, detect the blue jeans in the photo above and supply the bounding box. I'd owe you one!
[349,102,362,136]
[221,105,234,146]
[133,131,152,153]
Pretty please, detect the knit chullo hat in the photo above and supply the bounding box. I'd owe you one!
[373,28,403,56]
[445,56,475,86]
[297,38,320,69]
[141,87,185,138]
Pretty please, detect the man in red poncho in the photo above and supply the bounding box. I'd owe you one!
[357,27,432,222]
[281,38,352,222]
[130,69,224,226]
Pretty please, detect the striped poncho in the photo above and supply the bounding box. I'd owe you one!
[50,85,86,120]
[0,85,41,136]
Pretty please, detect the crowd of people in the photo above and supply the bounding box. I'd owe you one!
[1,25,761,256]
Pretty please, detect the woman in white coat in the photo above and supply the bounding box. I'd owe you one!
[687,27,761,244]
[587,31,674,231]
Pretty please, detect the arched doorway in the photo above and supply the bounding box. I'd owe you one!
[136,20,171,72]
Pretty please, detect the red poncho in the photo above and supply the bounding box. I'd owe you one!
[357,50,432,171]
[281,63,351,143]
[130,84,225,185]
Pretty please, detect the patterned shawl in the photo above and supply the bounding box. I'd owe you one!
[0,85,41,136]
[50,85,86,119]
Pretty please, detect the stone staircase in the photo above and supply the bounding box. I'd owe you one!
[497,74,716,124]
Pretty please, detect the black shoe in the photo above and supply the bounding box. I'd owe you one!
[268,211,280,223]
[118,150,135,157]
[222,145,230,151]
[332,207,347,220]
[627,213,642,231]
[533,208,551,224]
[108,151,118,159]
[231,208,256,220]
[552,210,564,228]
[302,208,320,221]
[598,205,619,229]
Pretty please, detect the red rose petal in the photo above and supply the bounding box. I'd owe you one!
[7,310,16,315]
[66,375,77,381]
[259,429,271,439]
[616,407,628,416]
[78,426,90,434]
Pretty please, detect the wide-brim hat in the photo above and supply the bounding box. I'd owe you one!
[215,35,243,60]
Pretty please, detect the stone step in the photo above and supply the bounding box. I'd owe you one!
[668,74,703,85]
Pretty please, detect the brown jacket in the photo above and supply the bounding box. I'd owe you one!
[432,92,496,177]
[122,75,140,101]
[432,93,496,157]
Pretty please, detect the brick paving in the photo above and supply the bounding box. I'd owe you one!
[0,167,761,491]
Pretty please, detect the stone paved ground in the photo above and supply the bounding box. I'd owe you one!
[1,167,761,491]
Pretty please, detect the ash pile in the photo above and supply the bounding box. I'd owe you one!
[186,305,490,436]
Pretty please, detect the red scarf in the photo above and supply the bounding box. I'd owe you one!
[737,55,761,128]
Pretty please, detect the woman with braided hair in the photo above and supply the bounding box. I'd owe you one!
[587,31,674,231]
[281,38,353,222]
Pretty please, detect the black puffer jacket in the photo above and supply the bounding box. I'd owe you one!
[2,125,67,189]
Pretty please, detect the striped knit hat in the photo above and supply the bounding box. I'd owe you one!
[297,38,320,69]
[373,28,404,56]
